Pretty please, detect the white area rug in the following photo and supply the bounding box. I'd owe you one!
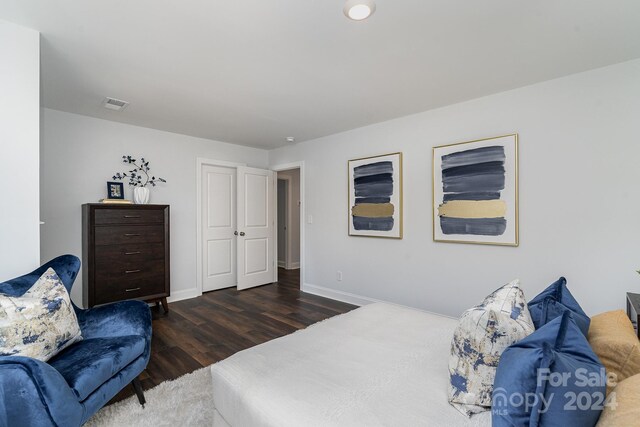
[85,367,214,427]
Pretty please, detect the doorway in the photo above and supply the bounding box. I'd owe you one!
[277,178,288,269]
[276,168,301,287]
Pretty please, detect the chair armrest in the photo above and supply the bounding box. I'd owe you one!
[0,356,82,427]
[76,300,152,357]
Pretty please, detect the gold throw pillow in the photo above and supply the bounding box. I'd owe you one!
[596,373,640,426]
[588,310,640,394]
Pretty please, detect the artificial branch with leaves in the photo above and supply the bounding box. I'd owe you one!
[113,156,166,187]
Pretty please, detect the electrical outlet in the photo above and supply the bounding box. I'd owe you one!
[337,271,343,281]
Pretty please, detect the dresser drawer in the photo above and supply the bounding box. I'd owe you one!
[94,225,165,245]
[94,258,165,281]
[94,275,166,305]
[94,208,165,225]
[94,243,165,264]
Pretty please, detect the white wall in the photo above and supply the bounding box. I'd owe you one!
[41,109,269,306]
[277,169,301,268]
[269,59,640,318]
[0,20,40,281]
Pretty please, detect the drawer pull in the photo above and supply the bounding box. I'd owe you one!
[124,215,141,218]
[125,287,141,292]
[124,233,141,237]
[125,269,141,274]
[124,251,142,255]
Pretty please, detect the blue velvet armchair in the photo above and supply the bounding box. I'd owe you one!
[0,255,152,426]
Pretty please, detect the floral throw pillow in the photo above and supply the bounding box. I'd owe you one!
[448,279,535,417]
[0,268,82,361]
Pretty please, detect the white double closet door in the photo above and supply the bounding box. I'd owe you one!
[202,164,276,292]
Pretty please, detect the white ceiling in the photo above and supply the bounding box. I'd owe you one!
[2,1,640,149]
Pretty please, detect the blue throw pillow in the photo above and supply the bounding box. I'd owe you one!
[492,312,605,427]
[528,277,590,336]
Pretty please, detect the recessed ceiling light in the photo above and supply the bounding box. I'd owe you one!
[102,97,129,111]
[344,0,376,21]
[286,137,296,143]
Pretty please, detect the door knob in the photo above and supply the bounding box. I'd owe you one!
[234,231,238,235]
[239,232,245,236]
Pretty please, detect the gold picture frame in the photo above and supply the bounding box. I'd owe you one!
[348,152,403,239]
[432,134,518,246]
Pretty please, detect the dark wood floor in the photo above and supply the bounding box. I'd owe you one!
[111,268,356,403]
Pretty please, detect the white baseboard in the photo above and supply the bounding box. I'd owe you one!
[167,288,200,303]
[278,261,300,270]
[301,283,457,319]
[301,283,383,307]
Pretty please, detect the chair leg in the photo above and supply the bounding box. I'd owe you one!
[131,377,146,408]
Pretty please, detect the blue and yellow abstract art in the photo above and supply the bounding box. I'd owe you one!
[433,134,518,245]
[348,152,403,238]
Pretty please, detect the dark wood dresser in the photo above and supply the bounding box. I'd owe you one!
[82,204,170,312]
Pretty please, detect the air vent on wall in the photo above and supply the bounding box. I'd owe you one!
[102,97,129,111]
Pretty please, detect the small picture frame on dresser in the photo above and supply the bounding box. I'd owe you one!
[107,181,125,199]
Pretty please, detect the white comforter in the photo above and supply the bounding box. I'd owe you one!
[211,303,491,427]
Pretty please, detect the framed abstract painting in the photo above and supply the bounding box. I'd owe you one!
[433,134,518,246]
[348,152,403,239]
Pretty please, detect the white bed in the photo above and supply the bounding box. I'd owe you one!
[210,303,491,427]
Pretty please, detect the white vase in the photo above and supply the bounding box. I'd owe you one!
[133,186,150,204]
